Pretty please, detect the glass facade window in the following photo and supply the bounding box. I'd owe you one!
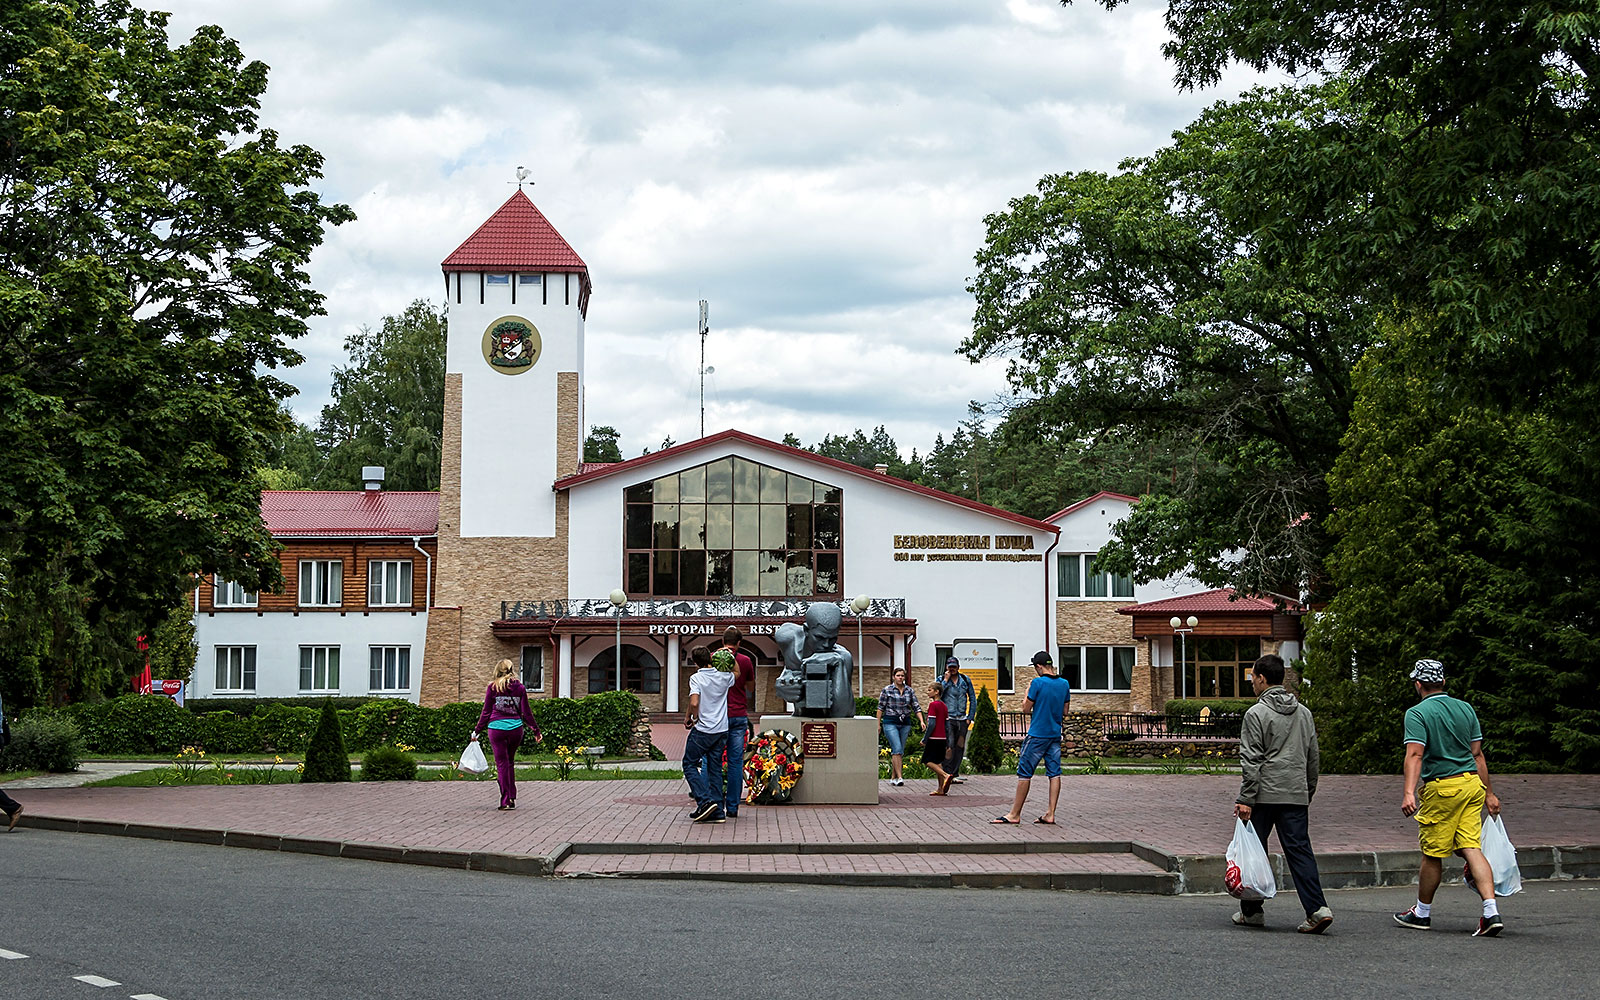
[587,644,662,693]
[299,646,340,691]
[623,457,842,598]
[214,646,256,691]
[1180,637,1261,699]
[370,646,411,691]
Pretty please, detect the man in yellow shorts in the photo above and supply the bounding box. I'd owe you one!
[1394,658,1505,936]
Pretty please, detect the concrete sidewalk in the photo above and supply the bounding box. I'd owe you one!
[9,774,1599,893]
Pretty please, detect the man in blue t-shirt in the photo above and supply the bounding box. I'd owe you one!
[993,650,1071,825]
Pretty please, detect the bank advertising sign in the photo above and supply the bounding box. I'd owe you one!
[952,638,999,707]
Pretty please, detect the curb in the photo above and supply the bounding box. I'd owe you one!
[17,813,1595,894]
[1169,845,1600,894]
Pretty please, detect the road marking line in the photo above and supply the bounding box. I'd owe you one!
[73,974,121,987]
[0,948,28,960]
[131,994,170,1000]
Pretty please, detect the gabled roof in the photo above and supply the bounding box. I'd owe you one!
[441,190,588,273]
[1044,490,1140,523]
[554,429,1060,533]
[261,491,439,538]
[1115,588,1301,616]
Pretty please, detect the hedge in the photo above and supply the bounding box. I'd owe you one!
[1165,699,1256,716]
[33,691,643,757]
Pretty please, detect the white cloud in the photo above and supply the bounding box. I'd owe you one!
[152,0,1274,458]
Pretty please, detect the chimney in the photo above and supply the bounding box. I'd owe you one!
[873,463,889,475]
[362,466,385,491]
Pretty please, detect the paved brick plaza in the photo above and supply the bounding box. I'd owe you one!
[15,773,1599,890]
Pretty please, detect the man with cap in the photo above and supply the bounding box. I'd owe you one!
[940,655,977,784]
[1394,658,1505,937]
[992,650,1070,826]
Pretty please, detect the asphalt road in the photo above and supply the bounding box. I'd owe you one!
[2,831,1595,1000]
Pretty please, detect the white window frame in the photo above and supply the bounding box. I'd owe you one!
[369,645,411,692]
[299,645,341,692]
[1059,644,1136,693]
[213,576,258,608]
[298,559,343,607]
[1059,554,1133,600]
[520,644,544,693]
[214,646,256,692]
[367,559,413,607]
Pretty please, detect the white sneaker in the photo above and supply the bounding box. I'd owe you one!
[1231,911,1264,928]
[890,779,903,786]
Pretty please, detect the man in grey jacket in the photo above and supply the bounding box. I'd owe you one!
[1231,653,1332,933]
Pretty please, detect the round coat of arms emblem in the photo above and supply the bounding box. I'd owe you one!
[480,316,541,374]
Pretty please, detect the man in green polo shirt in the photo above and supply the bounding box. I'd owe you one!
[1393,658,1505,937]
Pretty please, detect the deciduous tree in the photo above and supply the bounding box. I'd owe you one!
[0,1,351,706]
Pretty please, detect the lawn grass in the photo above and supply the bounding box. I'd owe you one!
[0,770,44,783]
[88,765,680,788]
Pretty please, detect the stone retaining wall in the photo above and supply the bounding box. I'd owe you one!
[1003,710,1242,760]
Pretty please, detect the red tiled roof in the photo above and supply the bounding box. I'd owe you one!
[440,190,588,273]
[1115,588,1301,615]
[577,462,615,475]
[553,430,1060,534]
[1044,490,1140,523]
[260,491,439,537]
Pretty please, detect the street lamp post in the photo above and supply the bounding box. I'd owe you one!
[850,594,871,700]
[609,589,627,692]
[1169,615,1198,700]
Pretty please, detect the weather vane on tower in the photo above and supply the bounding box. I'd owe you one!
[513,165,531,190]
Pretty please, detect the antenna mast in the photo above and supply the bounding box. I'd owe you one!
[698,300,710,438]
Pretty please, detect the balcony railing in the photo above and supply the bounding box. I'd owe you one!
[501,597,908,622]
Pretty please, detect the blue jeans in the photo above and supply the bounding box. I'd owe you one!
[682,727,728,811]
[881,720,911,755]
[1017,735,1062,778]
[722,717,749,814]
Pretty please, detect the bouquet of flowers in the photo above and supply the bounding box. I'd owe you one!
[743,729,804,804]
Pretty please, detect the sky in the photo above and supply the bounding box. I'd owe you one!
[157,0,1268,459]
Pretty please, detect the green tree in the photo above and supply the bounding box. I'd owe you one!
[0,1,352,707]
[967,689,1003,774]
[965,84,1374,595]
[314,300,444,491]
[301,699,351,782]
[1304,317,1600,773]
[583,425,622,463]
[145,601,198,686]
[260,402,323,489]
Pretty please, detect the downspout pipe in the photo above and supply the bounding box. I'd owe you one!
[412,537,433,610]
[1042,528,1060,665]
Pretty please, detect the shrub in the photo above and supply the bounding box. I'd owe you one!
[301,700,351,782]
[185,696,392,716]
[361,745,418,781]
[61,694,193,754]
[256,704,319,754]
[529,690,639,755]
[434,702,483,752]
[968,687,1003,773]
[3,714,86,772]
[1165,699,1256,716]
[190,711,262,754]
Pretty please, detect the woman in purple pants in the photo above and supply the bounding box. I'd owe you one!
[470,659,542,810]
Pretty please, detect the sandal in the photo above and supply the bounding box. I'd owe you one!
[990,816,1019,824]
[1034,817,1057,825]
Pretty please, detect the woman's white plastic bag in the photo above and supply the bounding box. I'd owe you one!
[1480,814,1523,896]
[459,739,489,774]
[1225,817,1278,900]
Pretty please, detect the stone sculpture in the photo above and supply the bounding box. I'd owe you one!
[774,603,855,717]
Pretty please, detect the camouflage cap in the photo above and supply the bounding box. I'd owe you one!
[1409,658,1446,684]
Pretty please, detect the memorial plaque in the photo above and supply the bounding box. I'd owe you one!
[801,721,837,759]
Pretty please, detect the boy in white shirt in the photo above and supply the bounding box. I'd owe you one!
[683,645,737,823]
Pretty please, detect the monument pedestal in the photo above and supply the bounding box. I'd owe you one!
[758,715,879,805]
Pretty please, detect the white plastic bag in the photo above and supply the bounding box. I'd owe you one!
[459,739,489,774]
[1480,814,1523,896]
[1225,817,1278,900]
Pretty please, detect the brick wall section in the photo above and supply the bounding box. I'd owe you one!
[1054,599,1158,712]
[421,371,579,707]
[199,538,437,613]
